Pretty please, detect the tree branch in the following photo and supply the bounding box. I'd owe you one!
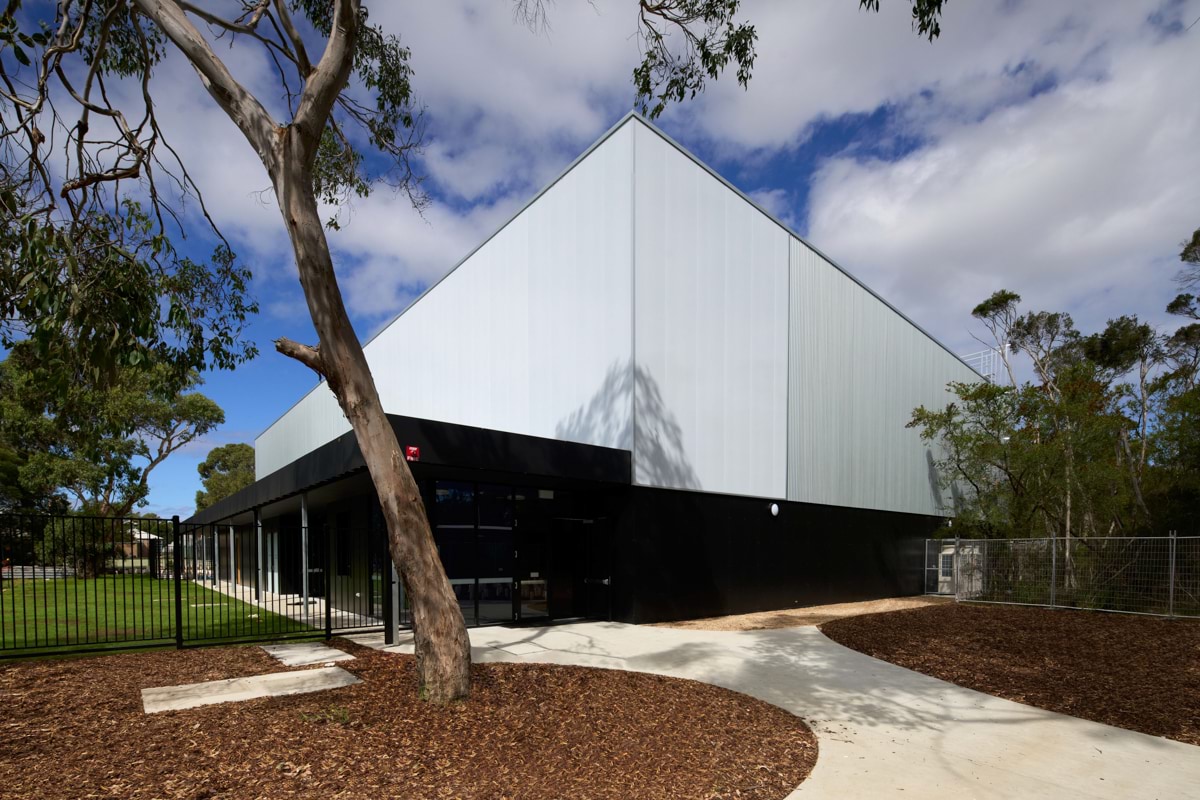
[293,0,359,163]
[273,0,313,76]
[131,0,279,167]
[274,337,325,376]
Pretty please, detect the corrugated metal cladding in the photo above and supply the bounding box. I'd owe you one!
[633,123,790,499]
[786,238,977,515]
[255,124,636,479]
[257,114,973,516]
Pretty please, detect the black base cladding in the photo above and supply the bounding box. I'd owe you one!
[185,413,944,631]
[610,486,940,624]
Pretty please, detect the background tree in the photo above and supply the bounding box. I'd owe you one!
[0,431,67,515]
[0,0,948,703]
[195,442,255,511]
[0,344,223,516]
[971,290,1021,386]
[914,258,1200,541]
[1177,226,1200,289]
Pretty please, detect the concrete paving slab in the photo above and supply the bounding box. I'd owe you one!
[495,642,547,656]
[141,666,360,713]
[260,642,355,667]
[357,621,1200,799]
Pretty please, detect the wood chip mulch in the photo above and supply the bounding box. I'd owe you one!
[819,603,1200,746]
[0,638,816,799]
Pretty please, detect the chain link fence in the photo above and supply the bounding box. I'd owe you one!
[925,534,1200,618]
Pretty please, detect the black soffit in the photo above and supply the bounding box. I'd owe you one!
[187,414,632,525]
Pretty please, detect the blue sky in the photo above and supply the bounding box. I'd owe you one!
[139,0,1200,517]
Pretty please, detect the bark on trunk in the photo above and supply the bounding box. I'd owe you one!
[271,128,471,703]
[131,0,471,702]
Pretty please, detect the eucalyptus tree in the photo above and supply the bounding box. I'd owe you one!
[0,344,224,517]
[195,442,255,512]
[0,0,946,702]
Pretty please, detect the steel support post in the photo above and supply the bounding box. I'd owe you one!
[254,508,263,602]
[952,535,960,598]
[300,493,309,625]
[1050,533,1057,609]
[1169,530,1177,618]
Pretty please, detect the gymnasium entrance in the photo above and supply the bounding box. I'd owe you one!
[426,480,612,626]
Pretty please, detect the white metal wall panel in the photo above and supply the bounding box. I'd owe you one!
[632,122,790,498]
[255,382,347,480]
[786,238,977,515]
[255,124,635,479]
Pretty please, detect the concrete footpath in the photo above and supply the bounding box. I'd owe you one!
[352,622,1200,799]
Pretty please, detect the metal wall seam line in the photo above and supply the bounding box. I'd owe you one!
[785,236,793,500]
[630,122,638,493]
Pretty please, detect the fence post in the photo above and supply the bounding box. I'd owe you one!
[383,557,395,645]
[1050,532,1057,609]
[952,535,960,598]
[324,527,333,641]
[1168,530,1177,619]
[173,516,184,649]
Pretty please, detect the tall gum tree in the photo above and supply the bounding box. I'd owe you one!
[1,0,946,702]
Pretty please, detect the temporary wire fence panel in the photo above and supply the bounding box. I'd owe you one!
[0,514,388,657]
[927,535,1199,618]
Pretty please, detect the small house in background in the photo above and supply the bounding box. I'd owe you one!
[187,113,976,629]
[936,542,984,597]
[111,528,163,575]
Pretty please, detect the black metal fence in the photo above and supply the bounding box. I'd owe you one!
[0,514,391,657]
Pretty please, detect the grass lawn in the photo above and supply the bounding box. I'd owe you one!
[0,575,314,654]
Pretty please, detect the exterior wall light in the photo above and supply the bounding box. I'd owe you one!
[769,503,779,517]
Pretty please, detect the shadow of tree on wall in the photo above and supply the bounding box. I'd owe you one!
[926,449,944,512]
[555,361,701,490]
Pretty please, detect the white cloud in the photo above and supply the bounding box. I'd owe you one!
[748,187,799,230]
[805,15,1200,352]
[93,0,1199,353]
[675,0,1179,150]
[323,190,521,321]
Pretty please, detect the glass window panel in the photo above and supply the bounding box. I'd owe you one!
[434,529,476,579]
[477,483,513,528]
[477,578,512,624]
[518,580,548,620]
[448,578,477,627]
[434,481,474,527]
[477,528,513,624]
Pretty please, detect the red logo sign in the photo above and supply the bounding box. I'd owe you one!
[405,446,420,462]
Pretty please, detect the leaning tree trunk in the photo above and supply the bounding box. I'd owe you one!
[133,0,471,702]
[270,130,471,704]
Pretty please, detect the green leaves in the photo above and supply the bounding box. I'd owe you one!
[292,0,422,209]
[632,1,758,119]
[1181,227,1199,266]
[0,195,258,395]
[194,442,255,511]
[0,345,225,516]
[859,0,949,42]
[918,282,1200,539]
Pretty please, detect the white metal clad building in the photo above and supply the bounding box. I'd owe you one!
[255,113,976,517]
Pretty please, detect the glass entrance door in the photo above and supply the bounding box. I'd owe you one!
[547,517,611,621]
[548,518,586,619]
[427,480,608,626]
[476,484,514,625]
[514,487,548,621]
[433,481,477,626]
